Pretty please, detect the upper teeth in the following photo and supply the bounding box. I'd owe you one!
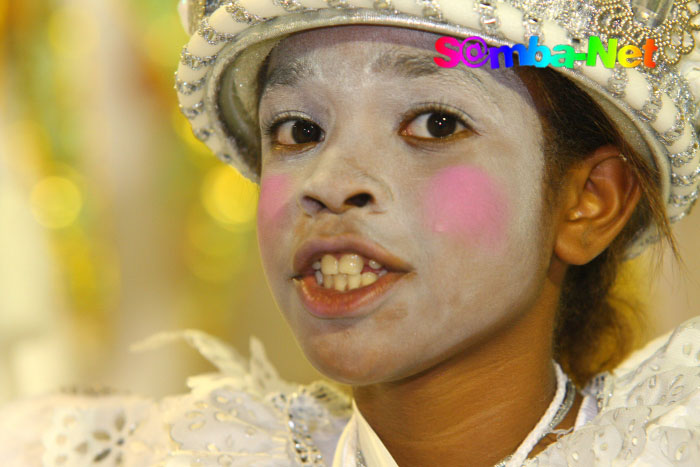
[312,253,385,291]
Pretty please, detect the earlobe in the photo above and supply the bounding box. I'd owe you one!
[554,145,642,265]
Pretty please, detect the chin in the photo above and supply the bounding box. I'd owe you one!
[296,331,404,385]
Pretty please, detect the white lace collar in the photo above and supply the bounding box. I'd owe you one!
[332,399,398,467]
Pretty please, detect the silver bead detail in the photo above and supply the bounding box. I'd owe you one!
[180,47,218,70]
[669,186,699,207]
[180,101,205,120]
[608,65,629,98]
[669,140,699,167]
[175,75,207,95]
[475,0,502,37]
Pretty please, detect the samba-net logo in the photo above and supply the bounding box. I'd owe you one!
[434,36,658,69]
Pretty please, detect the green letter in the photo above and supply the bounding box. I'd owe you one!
[586,36,617,68]
[551,45,577,68]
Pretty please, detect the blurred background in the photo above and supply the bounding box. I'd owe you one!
[1,0,699,405]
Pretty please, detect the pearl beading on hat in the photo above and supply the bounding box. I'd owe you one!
[174,0,700,255]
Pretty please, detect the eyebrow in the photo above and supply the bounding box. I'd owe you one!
[370,50,491,94]
[261,48,491,97]
[262,58,316,91]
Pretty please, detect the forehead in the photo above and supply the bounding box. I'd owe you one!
[262,25,531,103]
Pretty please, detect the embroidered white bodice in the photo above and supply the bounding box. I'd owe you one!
[2,316,700,466]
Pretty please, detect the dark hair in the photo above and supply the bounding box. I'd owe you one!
[515,67,677,386]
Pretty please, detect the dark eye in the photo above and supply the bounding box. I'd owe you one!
[274,119,324,145]
[402,111,469,139]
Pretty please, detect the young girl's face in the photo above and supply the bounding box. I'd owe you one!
[256,26,554,384]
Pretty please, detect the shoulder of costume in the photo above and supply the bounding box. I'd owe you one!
[527,315,700,466]
[0,330,351,466]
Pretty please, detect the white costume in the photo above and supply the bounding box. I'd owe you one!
[1,315,699,466]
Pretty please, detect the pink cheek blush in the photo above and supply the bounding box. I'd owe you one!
[423,165,509,249]
[257,174,292,233]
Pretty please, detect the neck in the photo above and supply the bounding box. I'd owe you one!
[352,277,565,467]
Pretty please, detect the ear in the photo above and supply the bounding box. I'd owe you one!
[554,145,642,265]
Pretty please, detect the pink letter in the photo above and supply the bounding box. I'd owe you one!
[434,37,462,68]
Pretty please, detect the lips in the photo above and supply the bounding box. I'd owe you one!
[292,235,413,318]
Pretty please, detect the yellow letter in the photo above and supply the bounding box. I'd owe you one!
[618,45,642,68]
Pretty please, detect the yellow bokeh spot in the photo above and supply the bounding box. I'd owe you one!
[31,176,82,229]
[188,214,245,257]
[201,165,259,228]
[48,5,99,57]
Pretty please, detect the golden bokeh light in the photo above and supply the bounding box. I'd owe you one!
[30,176,82,229]
[185,208,250,282]
[48,5,100,58]
[201,165,259,229]
[5,120,52,176]
[188,213,245,257]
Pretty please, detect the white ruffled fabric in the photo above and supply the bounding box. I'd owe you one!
[1,317,699,466]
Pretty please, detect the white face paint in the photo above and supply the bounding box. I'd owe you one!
[256,25,554,384]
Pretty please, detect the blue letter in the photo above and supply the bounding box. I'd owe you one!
[489,44,528,69]
[520,36,551,68]
[550,44,577,68]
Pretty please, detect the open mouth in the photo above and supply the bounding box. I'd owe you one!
[292,237,412,318]
[303,253,388,291]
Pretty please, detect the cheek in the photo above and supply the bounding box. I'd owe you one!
[422,165,509,250]
[257,174,292,249]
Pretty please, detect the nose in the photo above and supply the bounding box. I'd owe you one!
[298,157,390,216]
[300,190,375,215]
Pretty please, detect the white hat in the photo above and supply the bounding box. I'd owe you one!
[175,0,700,255]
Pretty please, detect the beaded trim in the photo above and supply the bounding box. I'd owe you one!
[270,384,350,466]
[356,449,368,467]
[660,111,686,145]
[608,65,629,98]
[217,153,234,164]
[419,0,442,20]
[373,0,393,10]
[194,127,214,141]
[226,1,263,24]
[180,101,205,120]
[199,18,236,45]
[187,0,207,35]
[180,47,217,70]
[274,392,325,466]
[475,1,502,37]
[669,140,699,167]
[523,13,544,43]
[670,187,699,207]
[671,166,700,187]
[326,0,350,9]
[637,86,662,123]
[175,76,207,95]
[275,0,306,12]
